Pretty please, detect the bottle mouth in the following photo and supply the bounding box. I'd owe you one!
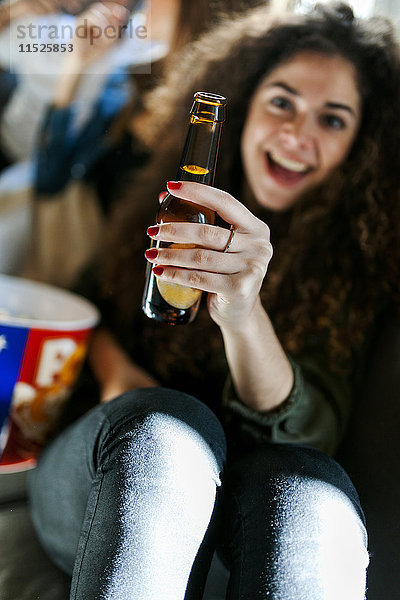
[191,91,227,122]
[194,92,227,106]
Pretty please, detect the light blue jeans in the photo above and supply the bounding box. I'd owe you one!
[29,388,369,599]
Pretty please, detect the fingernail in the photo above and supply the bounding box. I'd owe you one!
[145,248,158,260]
[147,226,160,237]
[152,266,164,276]
[167,181,182,191]
[158,192,167,203]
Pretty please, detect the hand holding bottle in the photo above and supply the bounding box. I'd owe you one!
[145,180,273,331]
[142,92,226,325]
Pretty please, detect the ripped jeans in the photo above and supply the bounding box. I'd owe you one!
[29,388,369,599]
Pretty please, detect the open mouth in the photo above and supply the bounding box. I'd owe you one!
[266,151,313,186]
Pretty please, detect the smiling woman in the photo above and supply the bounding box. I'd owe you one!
[106,0,400,382]
[241,52,361,211]
[27,2,400,599]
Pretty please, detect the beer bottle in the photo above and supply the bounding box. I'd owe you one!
[142,91,227,325]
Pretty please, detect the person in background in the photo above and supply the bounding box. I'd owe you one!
[28,1,400,597]
[32,0,145,209]
[0,0,140,170]
[0,0,88,170]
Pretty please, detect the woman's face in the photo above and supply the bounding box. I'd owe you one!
[241,51,361,212]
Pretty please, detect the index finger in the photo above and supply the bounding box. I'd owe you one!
[166,181,261,233]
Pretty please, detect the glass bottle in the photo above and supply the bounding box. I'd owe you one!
[142,91,226,325]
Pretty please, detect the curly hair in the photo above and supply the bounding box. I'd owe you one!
[100,1,400,380]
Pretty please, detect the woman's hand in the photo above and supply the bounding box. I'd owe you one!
[89,328,159,403]
[146,181,292,410]
[145,181,273,331]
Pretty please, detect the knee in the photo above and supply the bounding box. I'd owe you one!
[98,388,226,481]
[226,443,366,529]
[222,446,368,599]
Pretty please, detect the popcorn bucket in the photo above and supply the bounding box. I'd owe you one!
[0,274,99,472]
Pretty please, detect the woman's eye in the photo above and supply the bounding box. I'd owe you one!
[270,96,293,111]
[321,114,346,130]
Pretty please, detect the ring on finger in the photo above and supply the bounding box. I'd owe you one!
[222,225,236,253]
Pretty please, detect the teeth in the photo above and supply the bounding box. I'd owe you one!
[269,151,309,173]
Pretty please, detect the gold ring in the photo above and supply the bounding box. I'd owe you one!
[223,226,235,252]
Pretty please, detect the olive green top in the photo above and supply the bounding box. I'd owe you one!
[222,354,353,456]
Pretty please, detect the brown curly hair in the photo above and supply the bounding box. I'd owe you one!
[99,1,400,381]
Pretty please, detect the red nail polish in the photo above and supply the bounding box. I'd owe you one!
[167,181,182,190]
[145,248,158,260]
[147,226,160,237]
[152,266,164,276]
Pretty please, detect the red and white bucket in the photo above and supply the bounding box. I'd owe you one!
[0,274,99,472]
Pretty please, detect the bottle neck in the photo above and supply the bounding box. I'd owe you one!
[176,116,223,185]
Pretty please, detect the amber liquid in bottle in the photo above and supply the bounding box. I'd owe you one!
[142,92,226,325]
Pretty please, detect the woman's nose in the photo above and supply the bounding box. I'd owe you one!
[279,116,315,152]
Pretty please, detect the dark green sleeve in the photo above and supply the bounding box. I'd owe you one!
[222,353,353,456]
